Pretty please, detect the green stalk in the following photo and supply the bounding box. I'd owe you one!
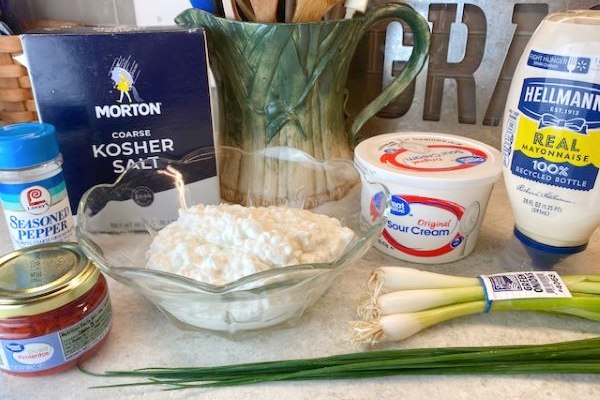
[412,301,486,330]
[88,337,600,390]
[562,275,600,284]
[179,361,600,389]
[566,281,600,295]
[491,297,600,319]
[95,344,490,379]
[92,361,600,390]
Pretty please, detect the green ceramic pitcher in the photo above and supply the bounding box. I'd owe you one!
[176,3,430,207]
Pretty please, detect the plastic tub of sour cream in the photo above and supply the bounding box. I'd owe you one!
[354,132,502,264]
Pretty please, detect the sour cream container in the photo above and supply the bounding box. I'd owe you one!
[355,132,502,264]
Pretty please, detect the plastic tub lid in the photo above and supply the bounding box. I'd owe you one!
[0,123,60,170]
[354,132,503,190]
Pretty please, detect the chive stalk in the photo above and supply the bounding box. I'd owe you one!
[85,336,600,390]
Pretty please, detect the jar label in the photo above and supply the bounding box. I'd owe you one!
[0,296,111,373]
[0,172,75,249]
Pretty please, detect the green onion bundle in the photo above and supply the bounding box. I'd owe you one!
[87,336,600,390]
[352,267,600,344]
[86,267,600,391]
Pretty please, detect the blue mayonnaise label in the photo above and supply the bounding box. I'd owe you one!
[506,77,600,193]
[518,77,600,131]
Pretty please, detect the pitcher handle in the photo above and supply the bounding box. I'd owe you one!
[350,3,431,139]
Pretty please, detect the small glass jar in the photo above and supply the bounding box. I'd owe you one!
[0,243,112,376]
[0,122,75,249]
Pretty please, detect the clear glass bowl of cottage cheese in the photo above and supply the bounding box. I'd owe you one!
[76,146,389,338]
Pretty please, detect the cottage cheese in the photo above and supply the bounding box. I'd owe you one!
[146,203,355,285]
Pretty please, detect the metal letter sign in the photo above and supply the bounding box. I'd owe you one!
[348,0,600,146]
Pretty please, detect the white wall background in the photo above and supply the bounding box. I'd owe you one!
[131,0,190,26]
[7,0,193,26]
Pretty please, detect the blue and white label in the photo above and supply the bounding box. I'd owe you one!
[518,78,600,131]
[390,195,411,216]
[527,50,590,74]
[510,152,598,191]
[480,271,572,302]
[0,296,111,373]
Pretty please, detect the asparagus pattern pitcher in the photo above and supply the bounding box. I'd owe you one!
[176,3,430,207]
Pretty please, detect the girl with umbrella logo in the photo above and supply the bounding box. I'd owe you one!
[109,56,143,103]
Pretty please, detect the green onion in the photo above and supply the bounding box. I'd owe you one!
[352,267,600,344]
[357,286,484,320]
[368,267,479,292]
[85,336,600,390]
[353,301,486,344]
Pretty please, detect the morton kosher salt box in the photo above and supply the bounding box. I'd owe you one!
[21,27,219,230]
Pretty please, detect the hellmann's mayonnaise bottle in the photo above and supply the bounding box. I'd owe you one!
[501,10,600,267]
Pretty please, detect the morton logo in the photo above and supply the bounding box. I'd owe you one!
[110,55,143,104]
[95,56,162,119]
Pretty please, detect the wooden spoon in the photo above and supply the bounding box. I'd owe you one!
[285,0,297,22]
[292,0,343,22]
[235,0,256,21]
[222,0,240,20]
[326,2,345,20]
[249,0,279,22]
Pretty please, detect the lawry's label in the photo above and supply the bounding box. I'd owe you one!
[480,271,572,302]
[0,296,111,373]
[380,195,466,257]
[0,172,74,249]
[507,76,600,192]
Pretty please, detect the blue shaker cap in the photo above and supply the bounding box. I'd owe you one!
[0,123,60,170]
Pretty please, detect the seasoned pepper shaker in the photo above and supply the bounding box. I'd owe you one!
[0,123,75,249]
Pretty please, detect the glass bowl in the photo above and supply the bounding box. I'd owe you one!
[76,146,389,339]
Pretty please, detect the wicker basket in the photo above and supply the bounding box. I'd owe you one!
[0,34,37,125]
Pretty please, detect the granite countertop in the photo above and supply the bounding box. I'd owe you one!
[2,181,600,400]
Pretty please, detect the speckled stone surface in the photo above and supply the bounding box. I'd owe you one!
[2,181,600,399]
